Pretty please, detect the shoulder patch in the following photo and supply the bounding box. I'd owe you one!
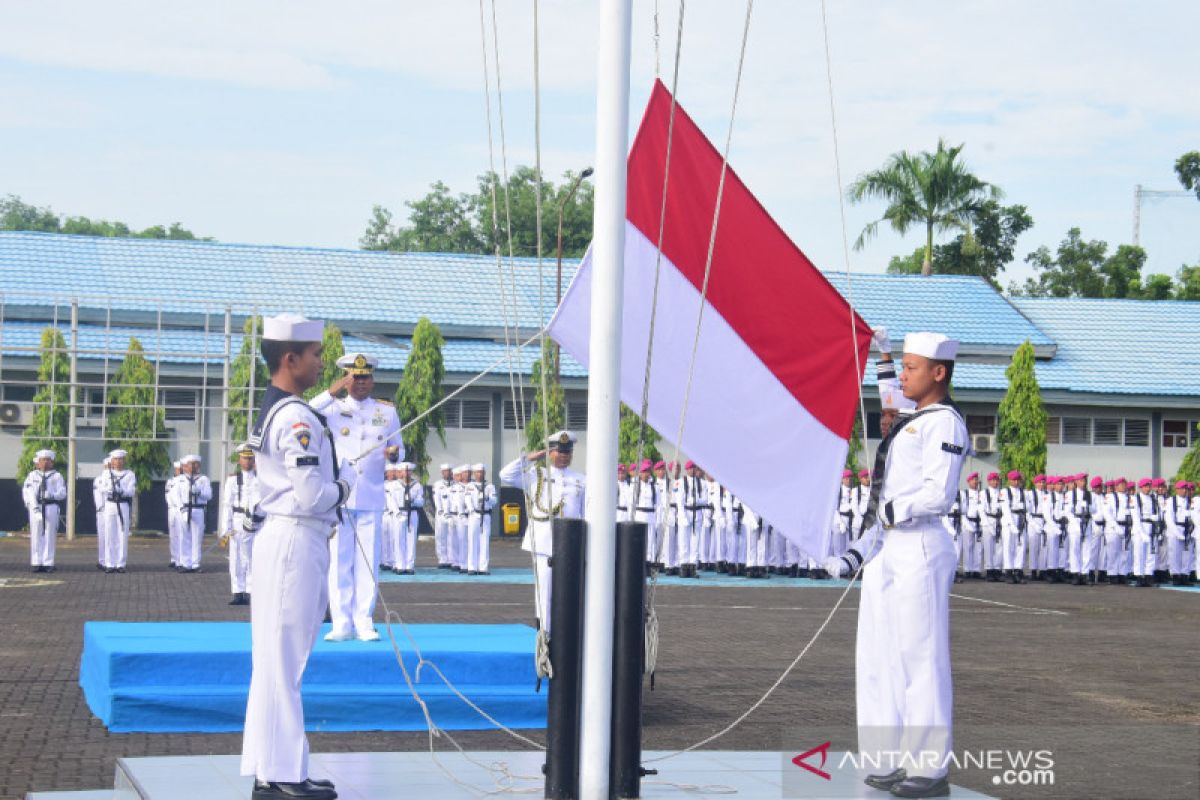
[941,442,964,455]
[295,428,312,450]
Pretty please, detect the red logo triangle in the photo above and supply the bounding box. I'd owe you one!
[791,741,832,781]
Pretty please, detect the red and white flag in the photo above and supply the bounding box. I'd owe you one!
[548,80,871,558]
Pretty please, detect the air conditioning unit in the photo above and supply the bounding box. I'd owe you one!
[0,402,32,426]
[972,433,996,454]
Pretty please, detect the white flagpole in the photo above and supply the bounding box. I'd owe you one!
[578,0,632,797]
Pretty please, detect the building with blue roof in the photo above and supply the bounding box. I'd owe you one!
[0,231,1196,523]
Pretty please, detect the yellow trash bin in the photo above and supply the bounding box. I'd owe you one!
[502,503,521,535]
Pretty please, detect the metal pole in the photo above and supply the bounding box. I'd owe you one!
[219,305,232,474]
[544,517,588,800]
[1132,184,1141,246]
[246,310,258,440]
[610,521,647,800]
[578,1,632,797]
[66,301,79,541]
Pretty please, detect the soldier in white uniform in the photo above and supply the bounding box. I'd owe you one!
[826,332,967,799]
[390,461,424,574]
[631,460,659,570]
[1164,480,1192,586]
[96,449,136,574]
[449,465,471,571]
[1129,478,1160,587]
[674,461,706,578]
[616,463,632,523]
[979,472,1003,581]
[94,457,109,570]
[999,469,1028,584]
[499,431,586,634]
[24,449,66,572]
[379,447,402,571]
[430,464,453,568]
[1102,479,1125,584]
[1189,482,1200,583]
[174,454,213,573]
[724,491,748,576]
[1088,476,1108,582]
[166,461,183,568]
[465,463,497,575]
[1025,474,1049,580]
[701,471,723,571]
[958,472,983,579]
[310,352,402,643]
[834,470,855,552]
[220,443,259,605]
[239,314,346,800]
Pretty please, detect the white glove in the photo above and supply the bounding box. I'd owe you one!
[334,459,358,505]
[872,326,891,355]
[823,555,850,578]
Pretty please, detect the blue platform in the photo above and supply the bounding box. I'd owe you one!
[79,621,545,733]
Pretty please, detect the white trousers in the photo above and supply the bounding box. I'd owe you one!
[180,509,205,569]
[663,522,679,568]
[467,513,491,573]
[1026,521,1044,571]
[697,519,712,564]
[727,524,746,565]
[328,510,381,635]
[448,516,468,567]
[96,511,105,563]
[856,525,955,780]
[434,515,451,565]
[961,525,982,572]
[1131,526,1157,576]
[101,505,130,569]
[240,518,330,783]
[745,525,766,568]
[981,519,1001,569]
[1082,523,1100,573]
[228,519,254,594]
[393,511,419,571]
[168,508,181,565]
[1001,523,1025,570]
[677,520,698,565]
[534,553,552,634]
[29,506,59,566]
[380,512,395,567]
[1104,529,1127,576]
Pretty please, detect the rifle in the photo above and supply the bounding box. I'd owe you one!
[107,468,130,531]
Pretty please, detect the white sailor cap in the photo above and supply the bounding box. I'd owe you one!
[181,454,200,465]
[337,352,378,376]
[440,462,452,471]
[399,461,416,471]
[903,332,959,361]
[35,449,55,461]
[263,313,324,343]
[103,456,112,466]
[471,462,486,472]
[172,460,181,469]
[547,430,577,450]
[453,464,470,475]
[108,449,128,459]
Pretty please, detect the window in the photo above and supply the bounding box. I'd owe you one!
[160,389,197,421]
[866,412,882,440]
[86,388,113,419]
[966,415,995,435]
[1163,419,1192,448]
[1045,416,1062,445]
[460,400,491,430]
[1093,418,1122,446]
[503,400,532,430]
[442,400,461,428]
[1062,417,1091,445]
[567,402,589,431]
[1,383,36,402]
[1123,418,1149,447]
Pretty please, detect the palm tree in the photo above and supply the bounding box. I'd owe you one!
[849,139,1000,275]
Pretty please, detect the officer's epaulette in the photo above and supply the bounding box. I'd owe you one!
[375,398,394,406]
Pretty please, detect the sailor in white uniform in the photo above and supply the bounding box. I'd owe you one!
[431,464,454,568]
[631,460,659,568]
[826,331,967,799]
[166,461,183,568]
[240,314,348,800]
[174,454,212,572]
[309,352,402,642]
[95,449,136,574]
[499,431,586,634]
[391,461,424,574]
[464,463,497,574]
[94,457,110,569]
[379,447,402,571]
[999,469,1028,583]
[449,465,470,570]
[1130,478,1161,587]
[24,449,66,572]
[220,443,259,605]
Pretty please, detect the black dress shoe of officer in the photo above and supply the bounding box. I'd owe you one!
[890,776,949,798]
[306,778,335,789]
[251,779,336,800]
[863,768,907,791]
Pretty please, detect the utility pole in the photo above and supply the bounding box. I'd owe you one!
[1133,183,1192,246]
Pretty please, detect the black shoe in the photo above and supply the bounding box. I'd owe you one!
[251,779,336,800]
[117,567,127,573]
[31,566,42,573]
[97,563,104,570]
[864,768,907,791]
[229,595,241,605]
[307,779,335,789]
[45,566,56,573]
[105,568,115,574]
[889,776,949,798]
[1074,574,1086,586]
[437,563,450,569]
[798,567,810,578]
[479,570,490,575]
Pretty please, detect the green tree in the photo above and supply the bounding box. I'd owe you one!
[104,337,171,527]
[617,404,661,464]
[16,328,72,478]
[1138,273,1176,300]
[888,202,1033,287]
[1175,151,1200,200]
[526,339,566,452]
[1099,244,1147,298]
[303,323,345,401]
[996,341,1047,481]
[1,195,205,239]
[395,318,446,479]
[1175,264,1200,300]
[227,317,268,452]
[849,139,1000,275]
[362,168,594,258]
[844,416,864,474]
[1014,229,1163,299]
[1176,423,1200,484]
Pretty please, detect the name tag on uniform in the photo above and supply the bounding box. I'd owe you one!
[942,442,964,454]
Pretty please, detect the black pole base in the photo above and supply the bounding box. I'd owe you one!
[611,521,648,799]
[544,518,587,800]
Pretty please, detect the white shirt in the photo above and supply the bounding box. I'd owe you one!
[221,469,259,535]
[879,402,968,529]
[499,458,586,556]
[95,468,137,512]
[309,392,401,512]
[463,481,497,517]
[174,473,213,518]
[23,469,66,512]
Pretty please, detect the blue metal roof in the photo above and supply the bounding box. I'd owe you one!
[1011,297,1200,397]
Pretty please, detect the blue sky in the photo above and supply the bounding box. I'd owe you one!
[2,0,1197,290]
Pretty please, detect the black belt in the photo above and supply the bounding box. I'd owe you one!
[185,504,206,511]
[232,506,247,515]
[636,507,655,513]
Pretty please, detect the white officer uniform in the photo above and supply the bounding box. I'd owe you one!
[95,451,136,571]
[999,479,1028,577]
[827,332,967,785]
[174,455,213,571]
[957,484,983,575]
[631,467,659,564]
[702,476,724,568]
[240,314,351,790]
[448,466,470,569]
[431,465,454,567]
[464,464,497,574]
[677,468,706,575]
[499,431,585,633]
[1025,482,1048,576]
[309,352,402,641]
[24,450,66,571]
[1164,486,1191,582]
[980,480,1003,576]
[221,446,259,598]
[94,457,109,567]
[1103,485,1127,581]
[390,463,424,573]
[166,462,182,567]
[1130,484,1160,583]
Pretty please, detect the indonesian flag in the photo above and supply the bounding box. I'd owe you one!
[548,80,871,558]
